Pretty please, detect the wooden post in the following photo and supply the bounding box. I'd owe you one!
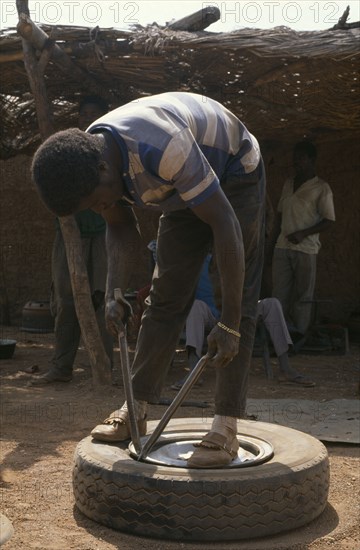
[16,0,111,385]
[58,217,112,386]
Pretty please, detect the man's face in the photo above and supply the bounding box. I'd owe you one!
[293,150,314,175]
[78,104,106,131]
[78,164,123,215]
[78,185,119,214]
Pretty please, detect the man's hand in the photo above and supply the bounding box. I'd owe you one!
[286,230,306,244]
[287,219,334,245]
[105,288,134,337]
[105,299,127,337]
[206,324,240,368]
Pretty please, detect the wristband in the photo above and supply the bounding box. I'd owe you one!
[217,321,241,338]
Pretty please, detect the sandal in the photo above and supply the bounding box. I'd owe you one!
[30,370,72,384]
[91,409,147,442]
[187,431,239,469]
[278,374,315,387]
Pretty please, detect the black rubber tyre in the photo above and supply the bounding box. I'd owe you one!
[0,513,14,546]
[73,419,329,541]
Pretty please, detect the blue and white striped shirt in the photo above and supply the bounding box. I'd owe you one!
[88,92,260,212]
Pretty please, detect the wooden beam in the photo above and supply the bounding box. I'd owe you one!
[16,0,111,386]
[167,6,220,31]
[331,6,360,29]
[0,37,134,64]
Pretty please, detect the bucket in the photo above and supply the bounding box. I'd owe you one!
[0,339,17,360]
[21,301,54,333]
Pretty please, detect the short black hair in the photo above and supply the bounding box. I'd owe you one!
[293,140,317,160]
[78,95,109,115]
[31,128,104,216]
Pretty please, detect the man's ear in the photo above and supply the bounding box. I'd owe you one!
[98,160,109,172]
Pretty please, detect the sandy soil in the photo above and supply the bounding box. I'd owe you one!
[1,327,359,550]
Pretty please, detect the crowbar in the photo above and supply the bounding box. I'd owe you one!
[114,288,141,456]
[137,354,209,461]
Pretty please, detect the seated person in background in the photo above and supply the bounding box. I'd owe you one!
[170,254,315,389]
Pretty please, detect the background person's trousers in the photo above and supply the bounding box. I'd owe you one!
[257,298,292,357]
[132,161,266,418]
[185,299,217,358]
[272,248,317,334]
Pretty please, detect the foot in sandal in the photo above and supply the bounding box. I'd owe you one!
[91,400,147,442]
[187,431,239,468]
[188,415,239,468]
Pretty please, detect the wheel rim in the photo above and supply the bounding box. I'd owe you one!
[128,430,274,468]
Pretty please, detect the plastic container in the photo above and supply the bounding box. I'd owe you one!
[21,301,54,333]
[0,339,17,359]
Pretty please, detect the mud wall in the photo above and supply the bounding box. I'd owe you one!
[1,138,359,326]
[1,155,54,325]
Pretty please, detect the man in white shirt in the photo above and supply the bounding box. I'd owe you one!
[271,141,335,334]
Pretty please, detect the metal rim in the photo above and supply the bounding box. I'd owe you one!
[128,430,274,468]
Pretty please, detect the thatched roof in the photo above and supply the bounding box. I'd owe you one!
[0,20,359,158]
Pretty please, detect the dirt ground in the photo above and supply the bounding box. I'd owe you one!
[1,326,359,550]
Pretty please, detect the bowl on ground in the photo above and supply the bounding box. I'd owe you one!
[0,339,17,360]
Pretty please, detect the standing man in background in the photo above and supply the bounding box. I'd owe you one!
[271,141,335,335]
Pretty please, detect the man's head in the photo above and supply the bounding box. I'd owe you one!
[78,95,109,131]
[31,128,105,216]
[293,140,317,176]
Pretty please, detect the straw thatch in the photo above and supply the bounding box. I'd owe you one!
[0,19,359,158]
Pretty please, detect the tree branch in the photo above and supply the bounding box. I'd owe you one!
[16,13,116,103]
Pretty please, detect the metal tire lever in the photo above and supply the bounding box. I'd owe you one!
[114,288,142,456]
[138,354,210,461]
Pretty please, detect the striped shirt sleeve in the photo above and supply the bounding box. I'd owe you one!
[156,127,219,207]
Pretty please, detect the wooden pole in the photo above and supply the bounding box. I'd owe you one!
[16,0,111,385]
[58,218,112,386]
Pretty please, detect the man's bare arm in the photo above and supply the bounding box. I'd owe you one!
[191,188,244,331]
[287,218,334,245]
[101,204,142,334]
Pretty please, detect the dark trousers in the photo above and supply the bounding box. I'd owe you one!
[132,161,266,417]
